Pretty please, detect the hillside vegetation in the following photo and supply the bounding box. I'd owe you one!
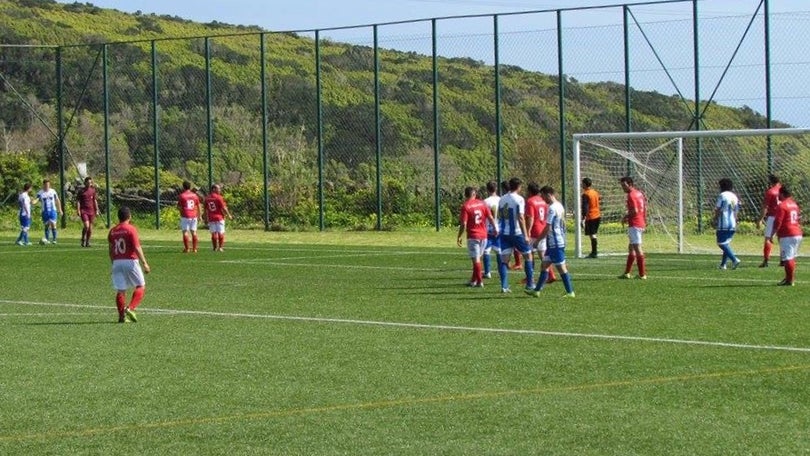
[0,0,795,229]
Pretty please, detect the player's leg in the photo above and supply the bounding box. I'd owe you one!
[191,229,199,252]
[530,261,551,293]
[209,223,218,250]
[498,237,514,292]
[182,230,190,253]
[123,261,147,321]
[111,261,129,322]
[512,249,522,270]
[49,219,58,243]
[761,218,774,267]
[622,240,635,278]
[554,258,574,296]
[635,243,647,278]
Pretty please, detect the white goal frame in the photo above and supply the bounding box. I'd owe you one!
[572,127,810,258]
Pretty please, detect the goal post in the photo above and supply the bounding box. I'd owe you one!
[572,128,810,258]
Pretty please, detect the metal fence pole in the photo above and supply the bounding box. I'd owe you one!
[494,15,503,186]
[374,25,382,230]
[557,10,567,205]
[205,36,213,188]
[315,30,324,231]
[260,33,270,231]
[151,40,160,229]
[432,19,441,231]
[56,46,66,229]
[103,44,111,228]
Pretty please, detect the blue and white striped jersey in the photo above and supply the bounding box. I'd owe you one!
[498,192,525,236]
[715,190,740,231]
[545,200,567,249]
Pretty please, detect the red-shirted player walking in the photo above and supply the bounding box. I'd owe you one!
[204,184,233,252]
[619,176,648,279]
[457,186,497,287]
[77,176,99,247]
[771,186,803,286]
[177,181,202,253]
[108,206,150,323]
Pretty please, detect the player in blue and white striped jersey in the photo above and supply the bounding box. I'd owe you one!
[714,178,741,270]
[35,179,63,244]
[527,186,575,298]
[497,177,534,292]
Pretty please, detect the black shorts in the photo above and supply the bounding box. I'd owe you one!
[584,218,601,236]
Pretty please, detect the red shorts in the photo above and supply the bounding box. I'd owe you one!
[81,212,96,223]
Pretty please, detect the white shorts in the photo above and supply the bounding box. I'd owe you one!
[764,216,776,238]
[111,259,146,290]
[208,220,226,233]
[779,236,803,261]
[466,238,486,260]
[531,236,547,254]
[628,227,644,245]
[180,217,198,232]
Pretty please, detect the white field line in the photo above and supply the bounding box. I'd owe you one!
[2,299,809,354]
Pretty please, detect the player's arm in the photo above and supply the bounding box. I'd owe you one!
[770,207,782,242]
[223,202,233,220]
[518,213,529,241]
[758,194,769,228]
[135,244,150,274]
[55,193,63,215]
[581,194,589,223]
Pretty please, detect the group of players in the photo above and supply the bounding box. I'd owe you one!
[16,178,233,323]
[457,173,803,296]
[457,177,580,297]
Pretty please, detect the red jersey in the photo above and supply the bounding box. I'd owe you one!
[108,222,141,260]
[77,186,97,215]
[764,184,781,217]
[459,198,491,240]
[204,193,228,222]
[773,197,802,238]
[526,195,548,238]
[626,188,646,228]
[178,190,201,218]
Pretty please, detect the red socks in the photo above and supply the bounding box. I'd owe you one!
[129,287,145,311]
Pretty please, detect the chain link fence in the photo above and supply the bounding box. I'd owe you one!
[1,0,808,231]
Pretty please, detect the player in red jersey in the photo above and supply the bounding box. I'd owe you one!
[619,176,648,279]
[525,182,556,284]
[457,186,497,287]
[177,180,202,253]
[757,174,781,267]
[204,184,233,252]
[770,186,803,286]
[77,176,100,247]
[108,206,150,323]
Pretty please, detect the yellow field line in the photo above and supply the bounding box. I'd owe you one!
[2,363,808,443]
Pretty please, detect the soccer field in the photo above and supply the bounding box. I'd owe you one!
[1,230,809,455]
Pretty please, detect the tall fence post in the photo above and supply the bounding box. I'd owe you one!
[432,19,441,231]
[56,46,66,229]
[151,40,160,229]
[315,30,324,231]
[494,15,502,186]
[692,0,703,233]
[374,25,382,231]
[205,36,213,189]
[260,33,270,231]
[557,10,567,205]
[102,43,111,228]
[764,0,773,171]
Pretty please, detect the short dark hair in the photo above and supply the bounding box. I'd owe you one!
[582,177,592,188]
[464,186,476,198]
[779,185,792,198]
[84,176,92,185]
[183,180,192,190]
[23,182,31,191]
[768,174,780,185]
[508,177,522,192]
[500,181,509,193]
[527,182,541,196]
[619,176,634,186]
[540,185,555,196]
[486,180,498,194]
[719,178,733,192]
[117,206,131,222]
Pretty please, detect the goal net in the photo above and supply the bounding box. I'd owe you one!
[572,128,810,257]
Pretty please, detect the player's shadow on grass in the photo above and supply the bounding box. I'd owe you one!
[697,283,775,289]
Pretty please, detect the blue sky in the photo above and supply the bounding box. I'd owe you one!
[55,0,809,31]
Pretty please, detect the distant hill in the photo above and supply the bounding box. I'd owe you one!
[0,0,794,228]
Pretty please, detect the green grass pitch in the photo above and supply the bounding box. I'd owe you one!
[1,229,809,454]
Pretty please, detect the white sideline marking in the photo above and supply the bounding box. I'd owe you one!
[2,299,809,353]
